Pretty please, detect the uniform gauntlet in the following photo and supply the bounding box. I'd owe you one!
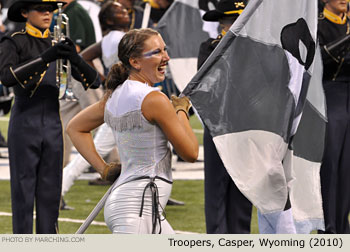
[10,56,48,91]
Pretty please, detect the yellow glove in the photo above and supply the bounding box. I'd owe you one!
[171,95,191,119]
[102,162,121,182]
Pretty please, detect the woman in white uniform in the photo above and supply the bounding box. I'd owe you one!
[66,28,198,234]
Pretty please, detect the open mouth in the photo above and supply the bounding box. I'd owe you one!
[158,62,168,74]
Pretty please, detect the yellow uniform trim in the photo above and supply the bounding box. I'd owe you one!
[234,2,246,8]
[143,0,160,9]
[30,70,47,98]
[9,67,25,89]
[323,8,347,25]
[129,9,136,30]
[11,30,26,37]
[224,10,244,15]
[26,23,50,38]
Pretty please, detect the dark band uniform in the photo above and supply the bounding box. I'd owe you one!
[318,8,350,234]
[198,32,252,234]
[0,19,97,233]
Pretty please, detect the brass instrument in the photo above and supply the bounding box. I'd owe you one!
[53,3,78,101]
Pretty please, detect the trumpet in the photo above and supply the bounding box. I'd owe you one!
[53,3,78,101]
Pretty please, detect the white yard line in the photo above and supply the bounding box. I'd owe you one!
[0,211,199,233]
[0,211,11,216]
[0,211,105,226]
[58,217,106,226]
[193,129,203,134]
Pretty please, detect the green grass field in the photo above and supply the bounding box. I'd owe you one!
[0,111,260,234]
[0,180,259,234]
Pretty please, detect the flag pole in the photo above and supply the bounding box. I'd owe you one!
[0,5,3,28]
[75,180,117,234]
[141,3,151,28]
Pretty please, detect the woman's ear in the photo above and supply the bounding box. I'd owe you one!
[106,18,113,26]
[21,9,28,19]
[129,57,141,71]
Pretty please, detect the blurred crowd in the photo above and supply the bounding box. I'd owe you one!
[0,0,349,235]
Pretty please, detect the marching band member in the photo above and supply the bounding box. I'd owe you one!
[0,0,98,233]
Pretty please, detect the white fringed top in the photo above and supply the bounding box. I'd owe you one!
[104,79,172,189]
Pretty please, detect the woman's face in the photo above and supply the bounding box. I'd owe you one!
[21,4,54,30]
[132,34,170,85]
[117,0,134,9]
[155,0,171,9]
[324,0,348,16]
[109,2,130,27]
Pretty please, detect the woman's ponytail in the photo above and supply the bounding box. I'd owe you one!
[105,62,128,97]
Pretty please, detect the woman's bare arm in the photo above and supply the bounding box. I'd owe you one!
[80,41,102,65]
[80,42,105,82]
[66,100,107,174]
[142,91,199,162]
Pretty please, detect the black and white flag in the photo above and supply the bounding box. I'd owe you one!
[183,0,325,233]
[156,0,219,91]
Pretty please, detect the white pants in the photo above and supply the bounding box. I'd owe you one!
[61,123,117,196]
[258,209,296,234]
[104,178,174,234]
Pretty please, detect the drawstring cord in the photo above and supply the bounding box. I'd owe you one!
[139,178,163,234]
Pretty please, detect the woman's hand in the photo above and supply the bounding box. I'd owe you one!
[170,95,191,119]
[101,162,121,182]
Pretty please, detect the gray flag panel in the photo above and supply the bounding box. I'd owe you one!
[156,1,210,58]
[291,100,326,163]
[186,33,296,142]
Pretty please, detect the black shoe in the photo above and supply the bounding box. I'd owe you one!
[177,156,203,163]
[84,166,96,174]
[167,198,185,206]
[88,178,113,186]
[0,132,7,147]
[177,156,185,162]
[60,198,75,210]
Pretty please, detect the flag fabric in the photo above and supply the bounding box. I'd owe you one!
[288,46,326,233]
[183,0,325,233]
[156,0,218,92]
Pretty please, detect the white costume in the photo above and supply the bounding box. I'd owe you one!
[104,79,174,234]
[62,31,125,195]
[101,30,124,70]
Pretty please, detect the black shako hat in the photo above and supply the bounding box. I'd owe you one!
[203,0,247,22]
[8,0,66,22]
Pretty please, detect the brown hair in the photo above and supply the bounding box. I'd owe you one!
[99,1,128,35]
[98,1,116,34]
[105,28,160,97]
